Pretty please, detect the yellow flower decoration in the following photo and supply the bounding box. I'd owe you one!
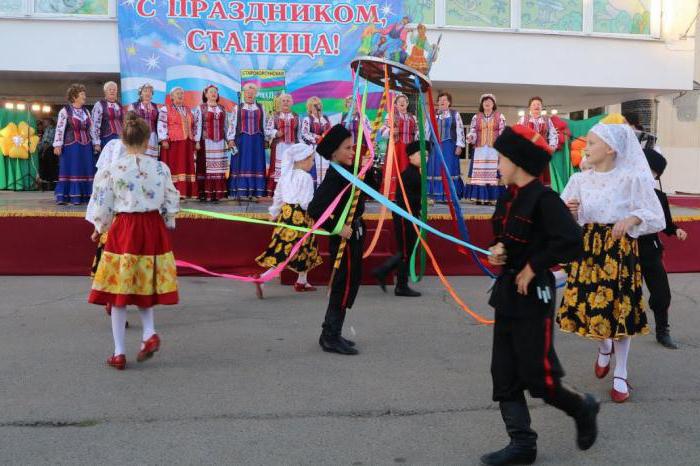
[587,286,613,310]
[589,315,612,338]
[0,122,39,159]
[559,317,578,333]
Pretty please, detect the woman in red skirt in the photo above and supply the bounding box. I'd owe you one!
[87,112,180,370]
[157,87,199,198]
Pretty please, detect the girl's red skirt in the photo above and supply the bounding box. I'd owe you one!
[89,211,179,307]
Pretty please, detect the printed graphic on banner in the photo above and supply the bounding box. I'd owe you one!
[117,1,407,117]
[240,70,285,116]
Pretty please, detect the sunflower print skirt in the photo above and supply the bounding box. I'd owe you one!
[255,203,323,274]
[557,223,649,340]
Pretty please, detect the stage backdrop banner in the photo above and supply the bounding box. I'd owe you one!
[117,1,405,116]
[241,69,285,115]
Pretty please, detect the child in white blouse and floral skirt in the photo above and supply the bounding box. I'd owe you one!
[86,112,180,370]
[558,119,665,403]
[254,143,322,298]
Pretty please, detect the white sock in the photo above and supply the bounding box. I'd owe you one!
[111,306,127,356]
[613,337,631,393]
[598,338,613,367]
[553,269,568,287]
[296,271,308,285]
[138,306,155,342]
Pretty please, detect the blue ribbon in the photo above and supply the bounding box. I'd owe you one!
[329,161,491,256]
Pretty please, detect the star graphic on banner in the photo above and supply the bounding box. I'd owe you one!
[120,0,136,8]
[127,44,137,56]
[142,53,161,71]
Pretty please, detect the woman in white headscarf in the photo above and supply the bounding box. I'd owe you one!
[254,143,323,298]
[557,117,665,403]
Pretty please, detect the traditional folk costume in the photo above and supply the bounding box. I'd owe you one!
[230,102,267,198]
[380,110,418,200]
[126,101,160,158]
[558,123,665,403]
[639,148,681,349]
[372,140,426,297]
[464,105,506,203]
[53,105,95,205]
[481,125,599,466]
[517,113,558,185]
[91,100,124,156]
[157,102,200,198]
[300,114,331,186]
[307,125,382,356]
[86,152,180,370]
[255,143,322,292]
[265,110,299,196]
[427,108,465,201]
[195,104,235,201]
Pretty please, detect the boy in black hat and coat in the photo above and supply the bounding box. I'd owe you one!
[307,124,382,355]
[639,148,688,349]
[372,140,430,297]
[481,124,599,466]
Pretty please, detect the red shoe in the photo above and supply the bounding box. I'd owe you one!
[137,334,161,362]
[106,354,126,370]
[105,302,112,316]
[610,377,631,403]
[294,283,317,292]
[594,347,613,379]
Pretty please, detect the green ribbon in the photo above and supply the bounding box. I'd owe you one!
[181,208,332,235]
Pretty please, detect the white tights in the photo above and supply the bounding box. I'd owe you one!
[110,306,156,356]
[597,337,631,393]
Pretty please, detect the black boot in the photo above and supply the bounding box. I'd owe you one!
[372,253,402,292]
[573,394,600,450]
[319,305,358,355]
[480,401,537,465]
[393,261,421,297]
[656,327,679,349]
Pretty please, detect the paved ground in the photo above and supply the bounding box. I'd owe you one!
[0,274,699,465]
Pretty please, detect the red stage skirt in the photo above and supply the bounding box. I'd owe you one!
[89,211,179,307]
[162,139,198,198]
[383,140,410,200]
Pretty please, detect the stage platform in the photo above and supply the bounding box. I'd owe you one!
[2,192,699,283]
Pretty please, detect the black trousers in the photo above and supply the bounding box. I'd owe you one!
[639,246,671,333]
[491,312,582,418]
[322,221,365,336]
[378,215,418,287]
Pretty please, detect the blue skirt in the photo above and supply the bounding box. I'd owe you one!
[427,139,464,201]
[55,143,95,205]
[229,133,267,198]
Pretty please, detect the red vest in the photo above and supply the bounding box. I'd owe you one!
[167,105,193,141]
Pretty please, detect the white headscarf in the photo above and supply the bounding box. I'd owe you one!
[280,143,313,182]
[589,123,656,188]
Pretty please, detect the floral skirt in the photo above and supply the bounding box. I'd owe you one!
[557,223,649,340]
[89,211,179,307]
[255,203,322,274]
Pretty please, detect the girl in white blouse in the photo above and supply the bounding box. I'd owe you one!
[557,120,665,403]
[254,143,323,298]
[87,112,180,371]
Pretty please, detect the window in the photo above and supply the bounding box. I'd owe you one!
[446,0,511,28]
[593,0,651,35]
[521,0,583,32]
[0,0,24,15]
[403,0,436,25]
[34,0,108,15]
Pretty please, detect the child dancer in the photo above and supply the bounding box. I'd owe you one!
[639,148,688,349]
[87,112,180,370]
[307,125,382,355]
[558,121,665,402]
[254,143,323,298]
[372,140,428,297]
[482,124,599,465]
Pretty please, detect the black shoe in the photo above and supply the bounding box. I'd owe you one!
[372,268,388,292]
[574,393,600,450]
[480,445,536,465]
[656,333,679,349]
[394,286,421,297]
[340,336,356,347]
[319,335,358,355]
